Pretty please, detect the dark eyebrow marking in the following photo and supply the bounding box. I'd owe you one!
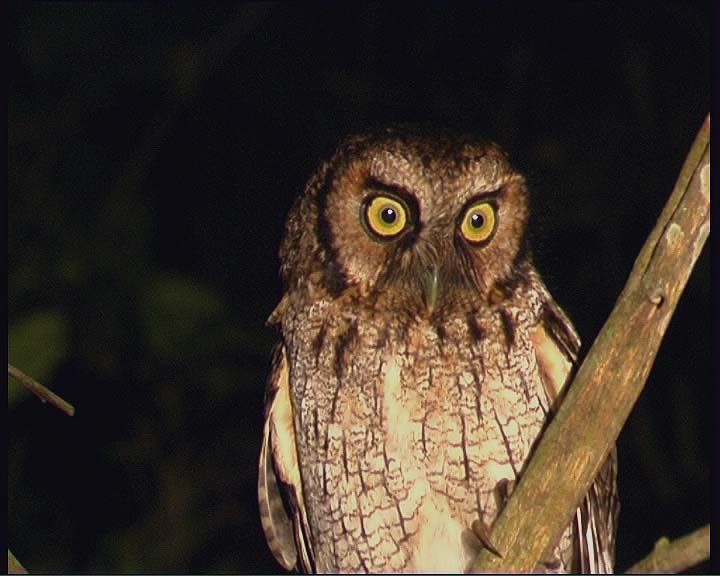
[365,176,413,198]
[460,188,502,209]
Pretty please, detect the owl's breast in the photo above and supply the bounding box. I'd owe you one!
[285,302,553,572]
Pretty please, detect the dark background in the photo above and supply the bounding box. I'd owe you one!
[8,3,711,573]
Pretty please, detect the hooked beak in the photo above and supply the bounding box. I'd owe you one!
[422,266,441,314]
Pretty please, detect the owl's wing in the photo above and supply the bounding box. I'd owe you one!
[258,343,315,573]
[531,298,580,412]
[575,450,619,573]
[531,297,619,574]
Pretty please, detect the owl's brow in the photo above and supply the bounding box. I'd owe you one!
[364,176,412,198]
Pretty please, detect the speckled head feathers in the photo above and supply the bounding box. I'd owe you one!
[279,126,531,317]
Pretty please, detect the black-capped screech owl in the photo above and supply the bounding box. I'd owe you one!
[258,126,618,573]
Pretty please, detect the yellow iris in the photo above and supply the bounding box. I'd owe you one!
[363,195,408,239]
[460,200,496,244]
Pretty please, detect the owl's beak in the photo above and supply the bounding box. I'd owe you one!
[422,266,441,314]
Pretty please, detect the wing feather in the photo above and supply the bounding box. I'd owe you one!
[258,343,314,572]
[531,298,580,413]
[577,450,619,573]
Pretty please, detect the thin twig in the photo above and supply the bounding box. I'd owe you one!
[8,364,75,417]
[625,524,710,574]
[472,114,710,572]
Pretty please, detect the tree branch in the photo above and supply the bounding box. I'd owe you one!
[625,524,710,574]
[472,114,710,572]
[8,549,29,574]
[8,363,75,416]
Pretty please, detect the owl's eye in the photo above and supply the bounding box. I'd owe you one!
[362,195,409,240]
[459,200,496,244]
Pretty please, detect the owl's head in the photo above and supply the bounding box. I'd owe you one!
[279,127,530,317]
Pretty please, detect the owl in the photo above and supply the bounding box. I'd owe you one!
[258,126,618,573]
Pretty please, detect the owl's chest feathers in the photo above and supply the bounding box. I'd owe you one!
[284,297,552,571]
[287,296,546,440]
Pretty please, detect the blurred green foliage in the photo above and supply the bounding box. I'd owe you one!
[8,311,68,405]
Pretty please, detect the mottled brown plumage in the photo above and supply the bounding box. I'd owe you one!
[258,127,618,573]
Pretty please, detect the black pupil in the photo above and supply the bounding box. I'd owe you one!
[470,211,485,228]
[381,207,397,224]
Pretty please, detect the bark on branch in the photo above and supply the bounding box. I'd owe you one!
[472,115,710,572]
[8,549,29,574]
[8,364,76,416]
[625,524,710,574]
